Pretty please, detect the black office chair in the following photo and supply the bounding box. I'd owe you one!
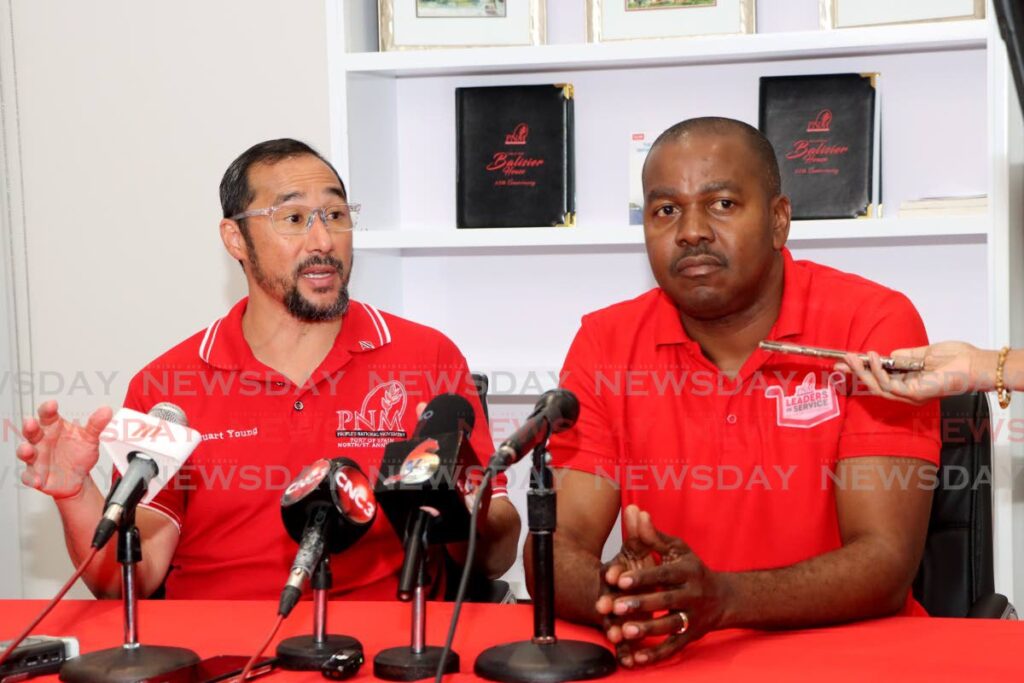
[912,393,1016,618]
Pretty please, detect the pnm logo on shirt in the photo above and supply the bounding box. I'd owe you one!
[764,372,844,429]
[335,380,409,447]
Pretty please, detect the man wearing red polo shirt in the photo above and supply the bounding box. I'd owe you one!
[534,118,939,667]
[17,139,520,599]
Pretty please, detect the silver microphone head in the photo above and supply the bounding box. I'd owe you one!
[148,402,188,428]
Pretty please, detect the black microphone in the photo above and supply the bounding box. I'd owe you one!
[487,389,580,472]
[375,394,481,599]
[412,393,476,440]
[278,458,377,617]
[91,402,197,549]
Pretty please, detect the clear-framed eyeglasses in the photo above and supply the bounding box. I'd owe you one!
[230,203,362,235]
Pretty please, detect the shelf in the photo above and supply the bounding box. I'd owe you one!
[342,21,987,78]
[353,215,989,253]
[355,226,641,251]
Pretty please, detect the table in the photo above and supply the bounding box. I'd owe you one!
[2,600,1022,681]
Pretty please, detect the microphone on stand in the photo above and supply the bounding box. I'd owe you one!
[61,402,203,683]
[92,403,201,549]
[275,458,376,672]
[373,393,481,680]
[474,388,617,683]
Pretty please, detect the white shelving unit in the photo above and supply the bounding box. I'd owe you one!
[353,215,990,252]
[341,19,987,77]
[327,0,1024,604]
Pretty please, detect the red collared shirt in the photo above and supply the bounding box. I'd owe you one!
[124,298,505,599]
[549,249,939,610]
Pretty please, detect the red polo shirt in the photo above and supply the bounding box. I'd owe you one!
[549,249,939,611]
[124,298,506,599]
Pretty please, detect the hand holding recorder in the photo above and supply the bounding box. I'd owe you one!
[832,341,1023,405]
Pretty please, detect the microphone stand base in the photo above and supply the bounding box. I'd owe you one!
[59,645,199,683]
[474,640,616,683]
[373,645,460,681]
[276,634,363,671]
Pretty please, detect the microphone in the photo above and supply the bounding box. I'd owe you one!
[375,394,482,551]
[488,389,579,472]
[412,393,476,440]
[279,458,377,617]
[92,402,200,549]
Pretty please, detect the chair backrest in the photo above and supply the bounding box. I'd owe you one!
[912,393,996,617]
[470,372,490,423]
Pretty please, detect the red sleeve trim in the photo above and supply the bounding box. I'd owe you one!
[837,433,941,465]
[551,462,620,485]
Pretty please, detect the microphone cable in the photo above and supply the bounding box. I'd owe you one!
[433,467,495,683]
[237,614,285,681]
[0,547,99,667]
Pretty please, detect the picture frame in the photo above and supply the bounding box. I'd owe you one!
[586,0,755,43]
[821,0,984,29]
[379,0,545,51]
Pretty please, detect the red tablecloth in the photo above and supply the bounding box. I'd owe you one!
[2,600,1022,681]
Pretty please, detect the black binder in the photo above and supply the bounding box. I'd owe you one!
[456,84,575,228]
[759,74,880,220]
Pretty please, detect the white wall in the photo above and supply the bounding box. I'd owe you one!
[0,175,24,596]
[0,212,24,596]
[4,0,331,598]
[0,0,26,596]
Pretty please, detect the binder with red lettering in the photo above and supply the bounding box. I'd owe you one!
[759,73,881,220]
[456,84,575,228]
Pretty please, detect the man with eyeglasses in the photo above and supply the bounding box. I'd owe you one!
[16,139,521,600]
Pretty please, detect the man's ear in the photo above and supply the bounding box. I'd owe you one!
[770,194,791,251]
[220,219,247,262]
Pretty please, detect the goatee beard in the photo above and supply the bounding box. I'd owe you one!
[284,281,349,322]
[250,252,350,322]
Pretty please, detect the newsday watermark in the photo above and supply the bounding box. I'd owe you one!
[5,410,1024,448]
[0,459,1012,495]
[4,367,1021,494]
[0,366,1018,399]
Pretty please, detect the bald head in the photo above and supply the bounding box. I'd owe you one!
[643,117,782,198]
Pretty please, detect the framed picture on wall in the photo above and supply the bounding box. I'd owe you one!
[379,0,545,51]
[822,0,984,29]
[586,0,755,43]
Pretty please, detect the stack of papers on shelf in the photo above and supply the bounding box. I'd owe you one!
[899,195,988,217]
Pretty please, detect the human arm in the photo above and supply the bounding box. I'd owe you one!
[446,495,521,579]
[837,342,1024,403]
[17,400,180,598]
[600,459,933,666]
